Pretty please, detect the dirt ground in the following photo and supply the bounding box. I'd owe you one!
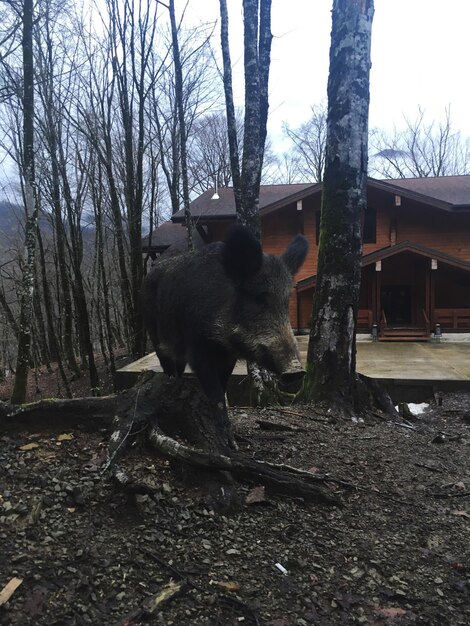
[0,365,469,625]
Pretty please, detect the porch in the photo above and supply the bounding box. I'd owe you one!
[297,242,470,341]
[356,307,470,340]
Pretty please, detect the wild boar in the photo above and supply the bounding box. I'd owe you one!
[141,225,308,408]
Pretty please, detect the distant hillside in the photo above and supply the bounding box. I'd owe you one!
[0,201,96,258]
[0,200,24,249]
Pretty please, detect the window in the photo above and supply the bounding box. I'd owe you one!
[363,207,376,244]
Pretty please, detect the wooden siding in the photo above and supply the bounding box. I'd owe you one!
[363,204,470,262]
[200,189,470,331]
[393,206,470,260]
[262,205,319,330]
[261,205,320,283]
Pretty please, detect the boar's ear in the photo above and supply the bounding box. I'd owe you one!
[222,225,263,280]
[281,234,308,276]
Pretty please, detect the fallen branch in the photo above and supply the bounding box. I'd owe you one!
[394,421,417,431]
[274,407,329,423]
[432,491,470,499]
[414,462,444,473]
[0,396,117,432]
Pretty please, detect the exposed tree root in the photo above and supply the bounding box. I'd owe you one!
[355,373,399,417]
[147,424,340,505]
[297,372,399,422]
[0,372,340,509]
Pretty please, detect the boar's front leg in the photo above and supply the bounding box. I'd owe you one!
[189,339,238,449]
[156,350,186,378]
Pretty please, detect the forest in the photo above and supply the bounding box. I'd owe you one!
[0,0,469,398]
[0,1,469,624]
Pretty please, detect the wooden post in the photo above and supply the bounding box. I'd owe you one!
[425,261,431,330]
[375,262,381,326]
[430,260,436,327]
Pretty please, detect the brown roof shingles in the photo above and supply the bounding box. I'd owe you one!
[171,183,316,222]
[373,175,470,208]
[172,176,470,224]
[145,176,470,250]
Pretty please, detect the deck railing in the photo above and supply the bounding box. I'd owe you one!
[380,309,388,334]
[421,308,430,335]
[434,308,470,330]
[357,308,373,330]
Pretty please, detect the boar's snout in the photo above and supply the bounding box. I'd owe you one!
[279,354,306,384]
[276,349,306,385]
[253,328,305,384]
[280,367,306,384]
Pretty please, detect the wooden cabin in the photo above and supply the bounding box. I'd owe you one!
[144,176,470,340]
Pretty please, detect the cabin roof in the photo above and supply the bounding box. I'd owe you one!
[171,183,316,222]
[170,175,470,224]
[144,175,470,252]
[379,175,470,208]
[142,219,205,254]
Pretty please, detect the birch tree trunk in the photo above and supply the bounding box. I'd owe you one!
[11,0,38,405]
[219,0,242,214]
[219,0,272,239]
[218,0,277,404]
[304,0,374,415]
[169,0,193,251]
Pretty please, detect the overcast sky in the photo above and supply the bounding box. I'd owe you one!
[184,0,470,144]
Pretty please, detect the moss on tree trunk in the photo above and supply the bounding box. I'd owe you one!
[303,0,375,417]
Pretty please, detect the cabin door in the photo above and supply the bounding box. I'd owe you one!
[380,285,412,326]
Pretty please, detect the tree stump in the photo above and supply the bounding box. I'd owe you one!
[1,372,340,509]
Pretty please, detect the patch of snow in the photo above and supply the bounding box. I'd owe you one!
[394,402,429,416]
[408,403,429,416]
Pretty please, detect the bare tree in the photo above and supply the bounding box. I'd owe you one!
[34,1,82,379]
[168,0,193,250]
[370,106,470,178]
[219,0,272,240]
[283,102,327,182]
[104,0,159,356]
[150,18,220,215]
[302,0,392,418]
[10,0,39,404]
[187,109,243,195]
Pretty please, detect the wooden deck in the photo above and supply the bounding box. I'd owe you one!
[116,337,470,404]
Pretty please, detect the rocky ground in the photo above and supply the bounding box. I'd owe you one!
[0,365,469,625]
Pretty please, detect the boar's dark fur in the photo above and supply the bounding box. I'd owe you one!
[141,225,308,407]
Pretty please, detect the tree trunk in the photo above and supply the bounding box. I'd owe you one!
[169,0,194,251]
[37,228,71,397]
[219,0,276,403]
[0,284,19,340]
[34,10,81,377]
[219,0,242,214]
[219,0,272,238]
[11,0,38,405]
[303,0,375,416]
[91,160,116,382]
